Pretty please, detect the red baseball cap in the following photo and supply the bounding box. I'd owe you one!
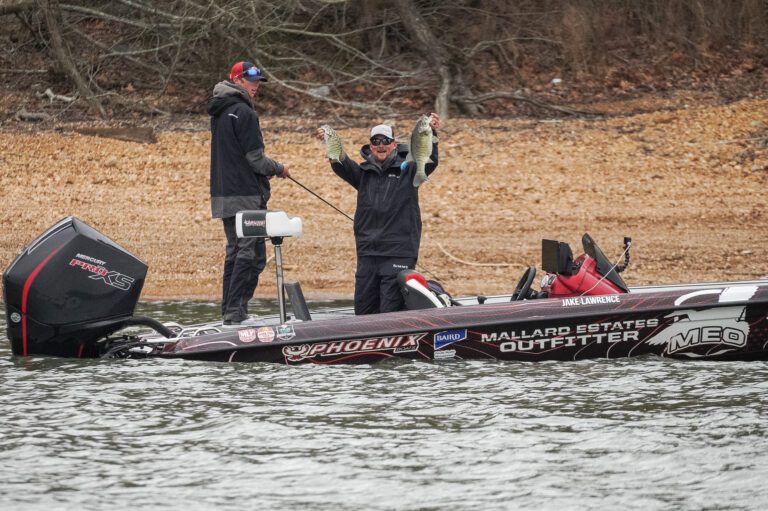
[229,61,268,82]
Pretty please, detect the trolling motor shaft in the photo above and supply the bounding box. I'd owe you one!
[236,210,304,324]
[270,236,287,323]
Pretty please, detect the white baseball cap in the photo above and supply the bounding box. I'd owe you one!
[370,124,394,139]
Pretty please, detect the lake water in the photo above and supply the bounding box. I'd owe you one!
[2,300,768,510]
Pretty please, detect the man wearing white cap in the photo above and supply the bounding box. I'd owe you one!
[316,113,440,315]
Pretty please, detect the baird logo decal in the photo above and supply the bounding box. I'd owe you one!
[434,329,467,350]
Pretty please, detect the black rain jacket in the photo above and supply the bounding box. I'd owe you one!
[331,139,438,259]
[208,81,284,218]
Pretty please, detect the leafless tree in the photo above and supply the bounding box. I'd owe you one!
[1,0,765,119]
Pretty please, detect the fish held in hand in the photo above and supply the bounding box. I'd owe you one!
[406,114,436,188]
[320,125,345,164]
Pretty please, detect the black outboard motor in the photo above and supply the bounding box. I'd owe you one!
[3,217,150,358]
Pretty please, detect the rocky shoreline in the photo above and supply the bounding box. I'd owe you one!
[1,93,766,300]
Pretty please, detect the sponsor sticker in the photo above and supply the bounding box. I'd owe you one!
[257,326,275,343]
[276,324,296,341]
[434,329,467,350]
[645,305,749,354]
[282,333,427,362]
[667,325,747,353]
[481,319,661,352]
[238,328,257,343]
[434,349,456,360]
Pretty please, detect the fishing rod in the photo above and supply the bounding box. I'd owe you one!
[287,175,444,282]
[288,176,353,222]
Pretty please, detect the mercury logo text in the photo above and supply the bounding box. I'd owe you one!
[75,253,106,266]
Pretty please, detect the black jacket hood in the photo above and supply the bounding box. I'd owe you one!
[207,81,253,116]
[359,143,409,171]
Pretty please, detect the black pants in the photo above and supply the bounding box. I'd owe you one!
[355,256,416,315]
[221,216,267,321]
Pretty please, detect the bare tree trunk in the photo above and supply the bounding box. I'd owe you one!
[39,0,106,118]
[0,1,35,16]
[392,0,479,118]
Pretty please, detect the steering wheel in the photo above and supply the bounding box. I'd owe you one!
[511,266,536,301]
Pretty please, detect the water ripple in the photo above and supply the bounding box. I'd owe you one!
[2,303,768,510]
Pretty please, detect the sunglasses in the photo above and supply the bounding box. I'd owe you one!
[243,67,263,78]
[370,137,394,146]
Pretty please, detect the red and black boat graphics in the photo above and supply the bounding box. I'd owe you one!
[155,283,768,363]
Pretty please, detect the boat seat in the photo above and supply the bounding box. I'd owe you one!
[397,270,449,310]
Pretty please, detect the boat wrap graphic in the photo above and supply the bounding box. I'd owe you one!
[282,333,427,364]
[157,283,768,364]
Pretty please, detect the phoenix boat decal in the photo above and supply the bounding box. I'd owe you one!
[283,333,427,363]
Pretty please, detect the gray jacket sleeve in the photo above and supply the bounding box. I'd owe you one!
[246,148,284,176]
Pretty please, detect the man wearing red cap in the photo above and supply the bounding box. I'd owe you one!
[208,61,290,326]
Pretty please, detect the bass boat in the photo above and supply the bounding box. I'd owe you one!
[4,213,768,364]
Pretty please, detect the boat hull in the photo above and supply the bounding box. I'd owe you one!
[154,282,768,364]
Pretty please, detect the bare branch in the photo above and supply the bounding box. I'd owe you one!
[59,3,175,29]
[15,108,51,122]
[36,87,75,102]
[0,1,35,16]
[456,92,605,117]
[111,0,207,23]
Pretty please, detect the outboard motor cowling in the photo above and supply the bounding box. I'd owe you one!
[3,217,147,357]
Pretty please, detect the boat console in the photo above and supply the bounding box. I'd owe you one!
[397,234,633,311]
[539,234,631,297]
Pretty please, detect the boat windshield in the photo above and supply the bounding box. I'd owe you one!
[581,234,629,292]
